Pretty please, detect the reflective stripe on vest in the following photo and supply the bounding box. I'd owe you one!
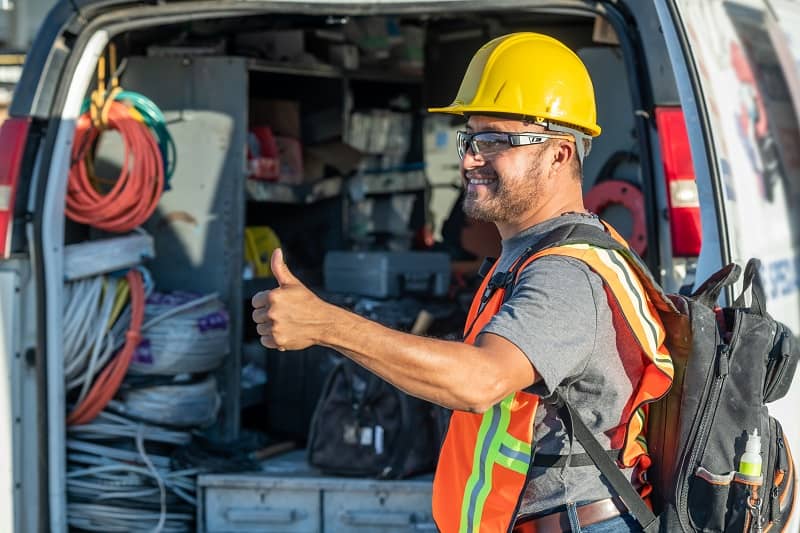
[432,241,673,533]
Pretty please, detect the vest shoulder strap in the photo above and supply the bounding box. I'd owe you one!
[505,222,678,316]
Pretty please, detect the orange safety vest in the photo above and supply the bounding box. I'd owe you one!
[432,226,674,533]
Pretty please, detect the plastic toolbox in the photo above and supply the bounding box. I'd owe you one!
[198,450,434,532]
[323,251,450,299]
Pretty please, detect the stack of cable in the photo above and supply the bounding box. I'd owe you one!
[66,411,197,532]
[64,268,149,426]
[127,290,230,376]
[64,271,229,531]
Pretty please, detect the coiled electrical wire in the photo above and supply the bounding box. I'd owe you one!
[128,292,230,375]
[67,100,164,233]
[110,375,220,428]
[68,269,147,425]
[67,411,198,532]
[80,90,176,190]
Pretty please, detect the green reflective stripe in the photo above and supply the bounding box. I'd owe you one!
[460,405,498,533]
[459,395,536,531]
[494,452,529,475]
[471,395,514,531]
[501,434,532,457]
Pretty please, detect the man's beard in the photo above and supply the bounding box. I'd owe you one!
[462,163,544,223]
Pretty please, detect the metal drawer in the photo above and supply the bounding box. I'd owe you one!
[203,485,320,533]
[323,485,435,532]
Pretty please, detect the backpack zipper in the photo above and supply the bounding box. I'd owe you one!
[676,342,731,531]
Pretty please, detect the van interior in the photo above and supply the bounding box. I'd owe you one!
[50,5,661,532]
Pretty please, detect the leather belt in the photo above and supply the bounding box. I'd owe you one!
[512,498,627,533]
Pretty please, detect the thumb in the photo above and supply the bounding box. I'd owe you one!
[271,248,300,287]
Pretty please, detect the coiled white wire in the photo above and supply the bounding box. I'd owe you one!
[67,411,198,532]
[63,273,229,531]
[63,268,156,395]
[110,375,221,428]
[128,292,230,375]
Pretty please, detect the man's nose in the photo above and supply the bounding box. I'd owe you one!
[461,147,486,172]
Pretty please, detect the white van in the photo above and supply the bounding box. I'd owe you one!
[0,0,798,531]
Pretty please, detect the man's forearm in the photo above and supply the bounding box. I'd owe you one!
[317,303,505,412]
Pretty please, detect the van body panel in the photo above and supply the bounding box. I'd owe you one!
[3,0,797,531]
[652,0,729,279]
[673,1,800,530]
[0,267,22,533]
[7,2,75,119]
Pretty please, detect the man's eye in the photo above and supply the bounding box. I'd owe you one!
[476,138,508,151]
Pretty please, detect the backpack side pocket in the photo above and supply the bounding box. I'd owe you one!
[764,417,796,530]
[688,467,735,531]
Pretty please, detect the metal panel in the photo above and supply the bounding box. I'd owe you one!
[0,266,21,533]
[121,55,247,438]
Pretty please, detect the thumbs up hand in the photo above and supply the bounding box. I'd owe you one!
[251,248,331,351]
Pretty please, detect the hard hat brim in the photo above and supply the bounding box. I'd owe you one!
[427,103,601,137]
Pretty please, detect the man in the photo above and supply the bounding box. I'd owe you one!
[252,33,671,533]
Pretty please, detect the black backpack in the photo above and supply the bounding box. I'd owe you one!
[307,358,446,479]
[496,223,799,532]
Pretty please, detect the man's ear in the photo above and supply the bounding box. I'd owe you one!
[551,140,575,172]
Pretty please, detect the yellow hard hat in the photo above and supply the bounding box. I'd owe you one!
[428,32,601,137]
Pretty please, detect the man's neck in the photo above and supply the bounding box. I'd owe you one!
[495,200,587,240]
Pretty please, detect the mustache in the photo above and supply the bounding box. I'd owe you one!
[464,169,498,180]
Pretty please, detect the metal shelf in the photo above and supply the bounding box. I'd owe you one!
[357,170,428,195]
[246,177,343,204]
[247,58,422,84]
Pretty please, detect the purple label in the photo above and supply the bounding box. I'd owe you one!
[197,311,229,332]
[133,338,154,364]
[146,291,202,306]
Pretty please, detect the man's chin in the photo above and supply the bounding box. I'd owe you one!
[463,202,500,223]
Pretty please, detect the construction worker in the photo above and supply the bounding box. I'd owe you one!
[251,32,672,533]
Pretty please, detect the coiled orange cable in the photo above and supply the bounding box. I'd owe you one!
[66,101,164,233]
[67,269,145,426]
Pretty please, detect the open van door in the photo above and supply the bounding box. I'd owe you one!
[658,0,800,529]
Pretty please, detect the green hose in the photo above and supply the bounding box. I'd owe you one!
[81,90,176,190]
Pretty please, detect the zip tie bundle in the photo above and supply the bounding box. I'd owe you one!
[129,291,230,375]
[67,411,197,533]
[67,44,166,232]
[110,375,221,428]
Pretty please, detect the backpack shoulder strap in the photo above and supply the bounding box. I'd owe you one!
[551,392,660,532]
[513,221,681,317]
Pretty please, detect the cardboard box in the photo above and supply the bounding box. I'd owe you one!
[275,136,304,185]
[236,30,305,61]
[302,107,342,144]
[304,142,363,180]
[250,99,301,139]
[329,43,360,69]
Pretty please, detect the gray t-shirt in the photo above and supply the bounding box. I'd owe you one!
[480,213,642,517]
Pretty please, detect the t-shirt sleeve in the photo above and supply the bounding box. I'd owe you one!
[480,255,600,396]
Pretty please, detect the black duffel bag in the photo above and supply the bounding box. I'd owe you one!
[307,358,446,479]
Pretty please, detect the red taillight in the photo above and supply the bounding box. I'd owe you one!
[655,107,702,257]
[0,117,30,259]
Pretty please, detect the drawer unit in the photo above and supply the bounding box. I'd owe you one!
[200,477,321,533]
[323,483,434,532]
[199,452,434,533]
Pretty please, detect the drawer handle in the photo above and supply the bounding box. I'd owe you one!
[340,510,431,527]
[225,507,306,524]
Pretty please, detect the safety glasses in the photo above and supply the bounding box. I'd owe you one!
[456,130,573,160]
